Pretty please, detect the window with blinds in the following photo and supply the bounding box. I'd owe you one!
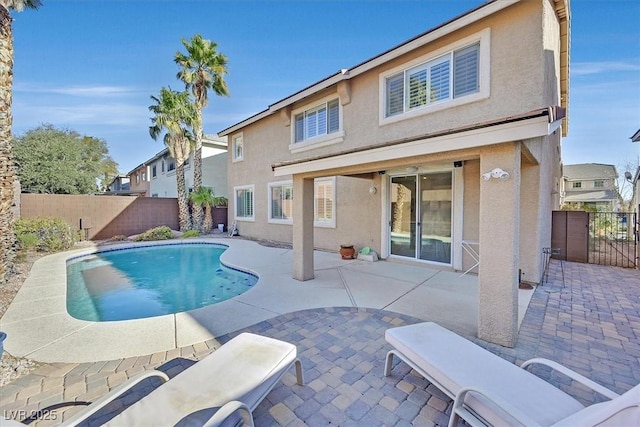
[235,185,254,220]
[295,99,340,143]
[314,177,335,227]
[270,182,293,222]
[385,42,480,117]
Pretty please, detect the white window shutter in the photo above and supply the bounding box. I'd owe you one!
[453,43,479,98]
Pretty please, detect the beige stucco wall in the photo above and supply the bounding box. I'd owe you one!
[257,0,551,163]
[226,0,563,269]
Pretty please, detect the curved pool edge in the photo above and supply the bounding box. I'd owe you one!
[0,238,288,363]
[65,240,258,322]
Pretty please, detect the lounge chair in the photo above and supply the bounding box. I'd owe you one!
[384,322,639,426]
[3,333,304,427]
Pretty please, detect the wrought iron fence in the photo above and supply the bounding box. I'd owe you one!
[588,212,637,268]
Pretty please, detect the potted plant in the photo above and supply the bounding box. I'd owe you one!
[340,244,356,259]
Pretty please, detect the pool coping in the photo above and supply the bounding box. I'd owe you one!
[0,237,361,362]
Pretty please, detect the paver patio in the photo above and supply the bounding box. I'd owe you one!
[1,259,639,426]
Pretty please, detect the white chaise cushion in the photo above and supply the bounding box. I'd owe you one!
[552,384,640,427]
[386,322,585,426]
[105,333,298,426]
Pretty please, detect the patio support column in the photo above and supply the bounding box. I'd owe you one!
[292,175,314,281]
[478,143,521,347]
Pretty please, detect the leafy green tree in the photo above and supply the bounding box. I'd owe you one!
[175,34,229,232]
[0,0,42,286]
[149,87,196,231]
[14,124,117,194]
[99,156,119,191]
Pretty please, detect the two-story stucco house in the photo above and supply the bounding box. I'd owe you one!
[127,135,228,199]
[219,0,570,347]
[127,163,150,196]
[562,163,619,211]
[147,136,228,199]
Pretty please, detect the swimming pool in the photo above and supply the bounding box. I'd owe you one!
[66,243,257,321]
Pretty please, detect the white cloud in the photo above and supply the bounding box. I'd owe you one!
[13,101,150,130]
[13,82,147,97]
[572,61,640,76]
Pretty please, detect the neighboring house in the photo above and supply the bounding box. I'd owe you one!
[106,175,131,194]
[128,135,228,199]
[561,163,619,211]
[219,0,569,347]
[128,163,150,197]
[147,135,228,198]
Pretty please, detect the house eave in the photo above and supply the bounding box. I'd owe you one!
[219,0,522,137]
[273,106,564,177]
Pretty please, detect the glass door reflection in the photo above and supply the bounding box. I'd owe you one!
[419,173,452,264]
[390,176,416,258]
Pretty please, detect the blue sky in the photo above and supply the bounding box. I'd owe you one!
[11,0,640,182]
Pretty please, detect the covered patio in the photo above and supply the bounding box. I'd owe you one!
[274,107,565,347]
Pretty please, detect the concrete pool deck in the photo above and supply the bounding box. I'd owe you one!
[0,237,534,363]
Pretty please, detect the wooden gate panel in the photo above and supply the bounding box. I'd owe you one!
[551,211,588,263]
[566,211,589,263]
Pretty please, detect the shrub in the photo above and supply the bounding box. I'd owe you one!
[17,232,39,250]
[181,229,200,238]
[134,226,174,242]
[109,235,129,242]
[14,217,75,252]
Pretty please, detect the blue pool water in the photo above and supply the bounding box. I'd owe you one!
[66,243,257,321]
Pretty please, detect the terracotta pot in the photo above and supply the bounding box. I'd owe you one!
[340,245,356,259]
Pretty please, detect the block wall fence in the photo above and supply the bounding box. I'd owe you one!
[19,194,180,240]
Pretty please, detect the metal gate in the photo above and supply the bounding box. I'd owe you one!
[588,212,637,268]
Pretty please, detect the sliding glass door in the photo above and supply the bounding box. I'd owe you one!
[390,172,452,264]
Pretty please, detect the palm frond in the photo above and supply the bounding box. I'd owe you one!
[4,0,42,12]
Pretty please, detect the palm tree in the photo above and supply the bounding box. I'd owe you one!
[149,87,196,231]
[189,186,215,234]
[175,34,229,232]
[0,0,42,286]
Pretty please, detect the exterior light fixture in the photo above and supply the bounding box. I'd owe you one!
[481,168,510,181]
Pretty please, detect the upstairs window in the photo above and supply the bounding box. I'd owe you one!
[232,134,244,162]
[152,165,157,178]
[385,42,479,118]
[594,180,604,188]
[572,182,582,189]
[294,99,340,143]
[168,160,176,172]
